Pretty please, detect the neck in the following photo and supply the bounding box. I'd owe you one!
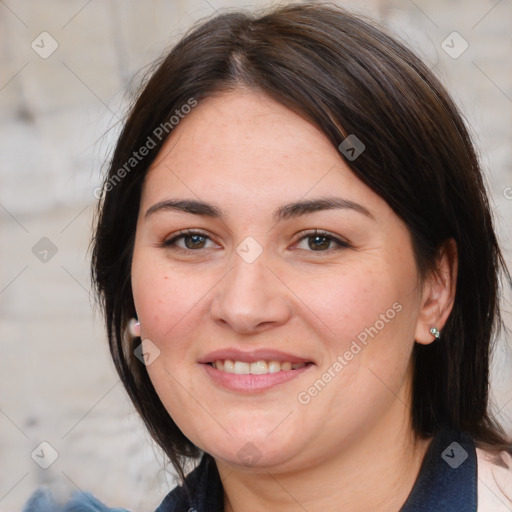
[216,403,432,512]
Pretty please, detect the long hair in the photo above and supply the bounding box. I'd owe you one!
[91,2,512,480]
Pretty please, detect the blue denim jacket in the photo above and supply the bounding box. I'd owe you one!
[23,428,477,512]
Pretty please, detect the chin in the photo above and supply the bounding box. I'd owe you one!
[199,425,308,471]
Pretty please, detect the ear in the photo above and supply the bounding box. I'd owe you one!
[414,238,458,345]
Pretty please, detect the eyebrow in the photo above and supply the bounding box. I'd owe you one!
[145,197,374,221]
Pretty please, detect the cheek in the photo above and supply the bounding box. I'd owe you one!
[292,259,419,390]
[291,265,402,343]
[292,267,417,427]
[131,252,212,344]
[131,255,213,441]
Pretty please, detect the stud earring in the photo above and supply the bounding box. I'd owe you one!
[429,327,440,340]
[128,318,141,338]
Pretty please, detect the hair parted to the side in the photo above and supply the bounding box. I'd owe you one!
[91,1,512,481]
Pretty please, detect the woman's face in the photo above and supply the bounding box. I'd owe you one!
[131,89,430,471]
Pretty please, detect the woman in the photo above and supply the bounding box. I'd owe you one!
[25,2,512,511]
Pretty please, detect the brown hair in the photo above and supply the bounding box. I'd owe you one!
[91,1,512,481]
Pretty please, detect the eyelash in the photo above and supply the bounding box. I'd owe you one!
[160,229,350,253]
[294,229,351,252]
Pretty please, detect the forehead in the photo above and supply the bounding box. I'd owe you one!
[141,90,384,216]
[150,90,334,172]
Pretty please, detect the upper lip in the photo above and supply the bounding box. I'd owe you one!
[198,348,313,364]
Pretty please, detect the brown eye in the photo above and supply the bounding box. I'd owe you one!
[161,230,218,251]
[308,235,332,251]
[294,230,350,252]
[184,234,207,249]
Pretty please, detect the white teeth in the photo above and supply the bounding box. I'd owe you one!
[249,360,268,374]
[233,361,250,374]
[212,359,308,374]
[212,360,224,371]
[223,359,234,373]
[268,361,281,373]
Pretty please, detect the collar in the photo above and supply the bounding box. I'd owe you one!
[400,428,477,511]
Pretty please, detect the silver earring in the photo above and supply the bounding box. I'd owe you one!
[429,327,440,340]
[128,318,141,338]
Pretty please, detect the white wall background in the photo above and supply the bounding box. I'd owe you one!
[0,0,511,510]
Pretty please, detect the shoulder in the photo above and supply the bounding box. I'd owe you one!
[476,447,512,512]
[23,487,130,512]
[23,455,218,512]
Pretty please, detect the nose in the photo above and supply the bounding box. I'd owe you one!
[210,253,292,334]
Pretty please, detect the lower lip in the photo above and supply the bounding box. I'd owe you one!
[201,363,314,392]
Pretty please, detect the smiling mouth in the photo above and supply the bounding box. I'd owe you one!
[208,360,313,375]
